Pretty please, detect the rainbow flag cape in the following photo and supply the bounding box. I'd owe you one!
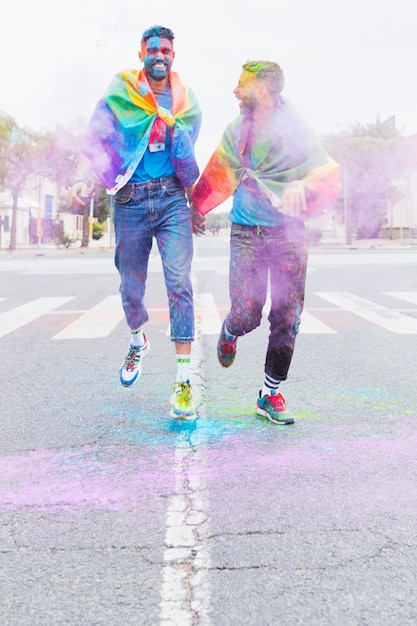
[192,100,340,216]
[81,69,202,192]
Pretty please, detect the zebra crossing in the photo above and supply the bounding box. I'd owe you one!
[0,292,417,339]
[316,292,417,334]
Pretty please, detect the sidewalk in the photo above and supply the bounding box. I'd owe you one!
[2,232,417,255]
[318,234,417,250]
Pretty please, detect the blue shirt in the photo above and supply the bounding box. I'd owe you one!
[130,86,175,182]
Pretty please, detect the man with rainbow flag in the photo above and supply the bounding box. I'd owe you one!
[69,26,202,420]
[192,60,341,425]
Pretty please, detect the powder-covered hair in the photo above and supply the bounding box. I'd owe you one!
[242,60,285,104]
[141,25,175,45]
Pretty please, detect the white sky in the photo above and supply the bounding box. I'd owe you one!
[1,0,416,164]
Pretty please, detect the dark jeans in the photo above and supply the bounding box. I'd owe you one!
[113,176,194,342]
[225,221,307,381]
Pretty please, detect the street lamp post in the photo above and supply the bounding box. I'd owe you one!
[88,196,94,241]
[343,166,351,245]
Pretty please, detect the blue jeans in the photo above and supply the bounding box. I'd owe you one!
[113,176,194,342]
[226,221,307,381]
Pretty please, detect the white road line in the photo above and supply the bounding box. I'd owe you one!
[384,291,417,305]
[299,310,337,334]
[159,275,211,626]
[52,296,124,339]
[0,297,75,338]
[3,292,416,340]
[148,255,231,275]
[164,292,223,337]
[195,292,222,335]
[160,447,211,625]
[317,292,417,334]
[264,295,336,334]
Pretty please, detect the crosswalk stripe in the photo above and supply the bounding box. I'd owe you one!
[1,292,416,339]
[52,296,124,339]
[384,291,417,306]
[195,293,223,334]
[299,310,337,334]
[263,295,335,334]
[0,297,75,338]
[317,292,417,334]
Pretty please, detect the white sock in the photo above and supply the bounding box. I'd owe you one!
[261,373,281,397]
[176,355,191,383]
[130,326,145,347]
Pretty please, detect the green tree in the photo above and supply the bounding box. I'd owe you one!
[45,126,110,247]
[39,125,80,211]
[40,124,102,248]
[322,120,411,240]
[94,185,110,223]
[0,116,108,249]
[0,115,48,250]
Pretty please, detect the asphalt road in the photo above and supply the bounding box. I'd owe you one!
[1,239,417,625]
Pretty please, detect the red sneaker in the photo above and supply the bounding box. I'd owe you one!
[256,391,294,425]
[217,322,237,367]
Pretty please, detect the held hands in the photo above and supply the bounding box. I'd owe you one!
[190,201,207,234]
[185,184,207,235]
[68,180,94,209]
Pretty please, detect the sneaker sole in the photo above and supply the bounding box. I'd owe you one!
[256,406,294,425]
[169,387,196,420]
[169,407,197,420]
[120,373,139,387]
[217,353,236,368]
[119,341,150,387]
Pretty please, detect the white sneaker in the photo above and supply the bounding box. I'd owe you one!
[119,336,150,387]
[169,380,196,420]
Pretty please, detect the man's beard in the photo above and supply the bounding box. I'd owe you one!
[146,61,170,81]
[240,96,257,116]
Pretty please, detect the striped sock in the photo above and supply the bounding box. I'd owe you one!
[223,323,236,341]
[261,373,281,397]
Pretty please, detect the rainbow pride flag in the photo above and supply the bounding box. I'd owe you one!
[192,99,340,216]
[81,69,201,192]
